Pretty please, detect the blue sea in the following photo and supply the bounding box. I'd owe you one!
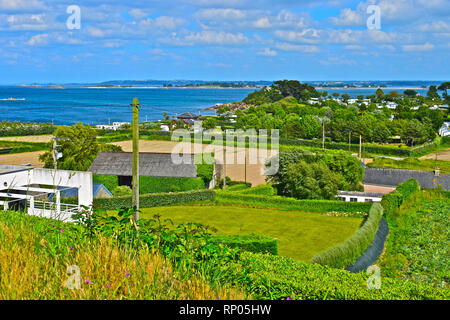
[0,86,429,126]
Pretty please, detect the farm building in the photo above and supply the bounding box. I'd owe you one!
[87,152,209,192]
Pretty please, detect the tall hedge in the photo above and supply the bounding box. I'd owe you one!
[224,251,449,300]
[93,175,119,192]
[93,189,215,210]
[215,191,372,215]
[139,176,205,193]
[380,179,421,218]
[212,234,278,255]
[311,203,384,269]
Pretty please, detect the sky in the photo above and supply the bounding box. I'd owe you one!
[0,0,449,84]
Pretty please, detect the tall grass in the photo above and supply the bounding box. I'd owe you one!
[0,211,244,300]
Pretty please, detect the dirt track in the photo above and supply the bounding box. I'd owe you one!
[0,135,53,143]
[0,151,45,167]
[420,148,450,161]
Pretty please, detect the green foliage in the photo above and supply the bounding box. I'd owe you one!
[112,185,132,197]
[237,185,274,196]
[212,234,278,255]
[368,157,450,174]
[99,143,123,153]
[380,179,421,218]
[94,190,215,210]
[226,184,251,192]
[0,121,56,136]
[380,193,449,287]
[311,203,384,269]
[93,175,119,192]
[139,176,205,194]
[0,141,48,154]
[215,191,371,215]
[39,123,99,171]
[267,150,364,199]
[223,251,449,300]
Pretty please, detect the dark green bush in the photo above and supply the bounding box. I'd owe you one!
[226,184,251,192]
[224,251,449,300]
[215,191,371,214]
[94,190,215,210]
[381,179,421,218]
[212,233,278,255]
[311,203,383,269]
[139,176,205,194]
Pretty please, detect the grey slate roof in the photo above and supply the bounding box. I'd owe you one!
[88,152,197,178]
[338,191,384,198]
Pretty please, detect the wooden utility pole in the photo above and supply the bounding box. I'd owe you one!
[244,149,247,184]
[222,145,226,190]
[132,98,140,221]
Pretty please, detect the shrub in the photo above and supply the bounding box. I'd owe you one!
[311,203,384,269]
[381,179,421,218]
[218,177,252,188]
[94,190,216,210]
[212,234,278,255]
[224,251,449,300]
[215,191,371,215]
[112,186,132,197]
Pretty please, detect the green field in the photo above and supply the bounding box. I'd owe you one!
[140,205,363,262]
[368,157,450,174]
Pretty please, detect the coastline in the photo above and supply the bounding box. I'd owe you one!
[80,86,260,89]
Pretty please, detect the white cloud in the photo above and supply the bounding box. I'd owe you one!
[402,42,435,52]
[0,0,45,11]
[275,42,319,53]
[253,17,271,29]
[344,45,365,50]
[195,8,246,21]
[129,9,148,20]
[274,29,320,44]
[87,27,105,38]
[330,8,364,26]
[257,48,277,56]
[162,30,250,46]
[140,16,186,31]
[26,33,48,45]
[417,21,450,33]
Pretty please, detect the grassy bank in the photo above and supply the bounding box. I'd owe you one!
[0,211,244,299]
[368,157,450,174]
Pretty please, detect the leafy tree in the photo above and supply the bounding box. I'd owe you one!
[427,85,440,100]
[202,117,217,130]
[282,161,344,200]
[299,115,320,139]
[39,123,99,171]
[341,93,350,103]
[376,88,385,98]
[404,89,418,97]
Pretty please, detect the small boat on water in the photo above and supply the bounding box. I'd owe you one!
[0,97,26,101]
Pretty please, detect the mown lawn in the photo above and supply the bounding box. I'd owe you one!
[140,205,363,262]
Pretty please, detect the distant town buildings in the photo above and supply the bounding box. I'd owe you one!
[95,122,130,131]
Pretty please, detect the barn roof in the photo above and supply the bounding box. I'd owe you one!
[88,152,197,178]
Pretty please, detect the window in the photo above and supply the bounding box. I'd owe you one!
[365,199,373,202]
[350,198,358,202]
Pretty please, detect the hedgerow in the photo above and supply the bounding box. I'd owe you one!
[215,191,371,215]
[139,176,205,193]
[0,121,56,136]
[212,234,278,255]
[93,175,119,192]
[236,185,274,196]
[380,179,421,218]
[93,190,215,210]
[224,252,449,300]
[310,203,383,269]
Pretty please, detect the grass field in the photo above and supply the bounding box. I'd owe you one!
[368,157,450,174]
[139,205,363,262]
